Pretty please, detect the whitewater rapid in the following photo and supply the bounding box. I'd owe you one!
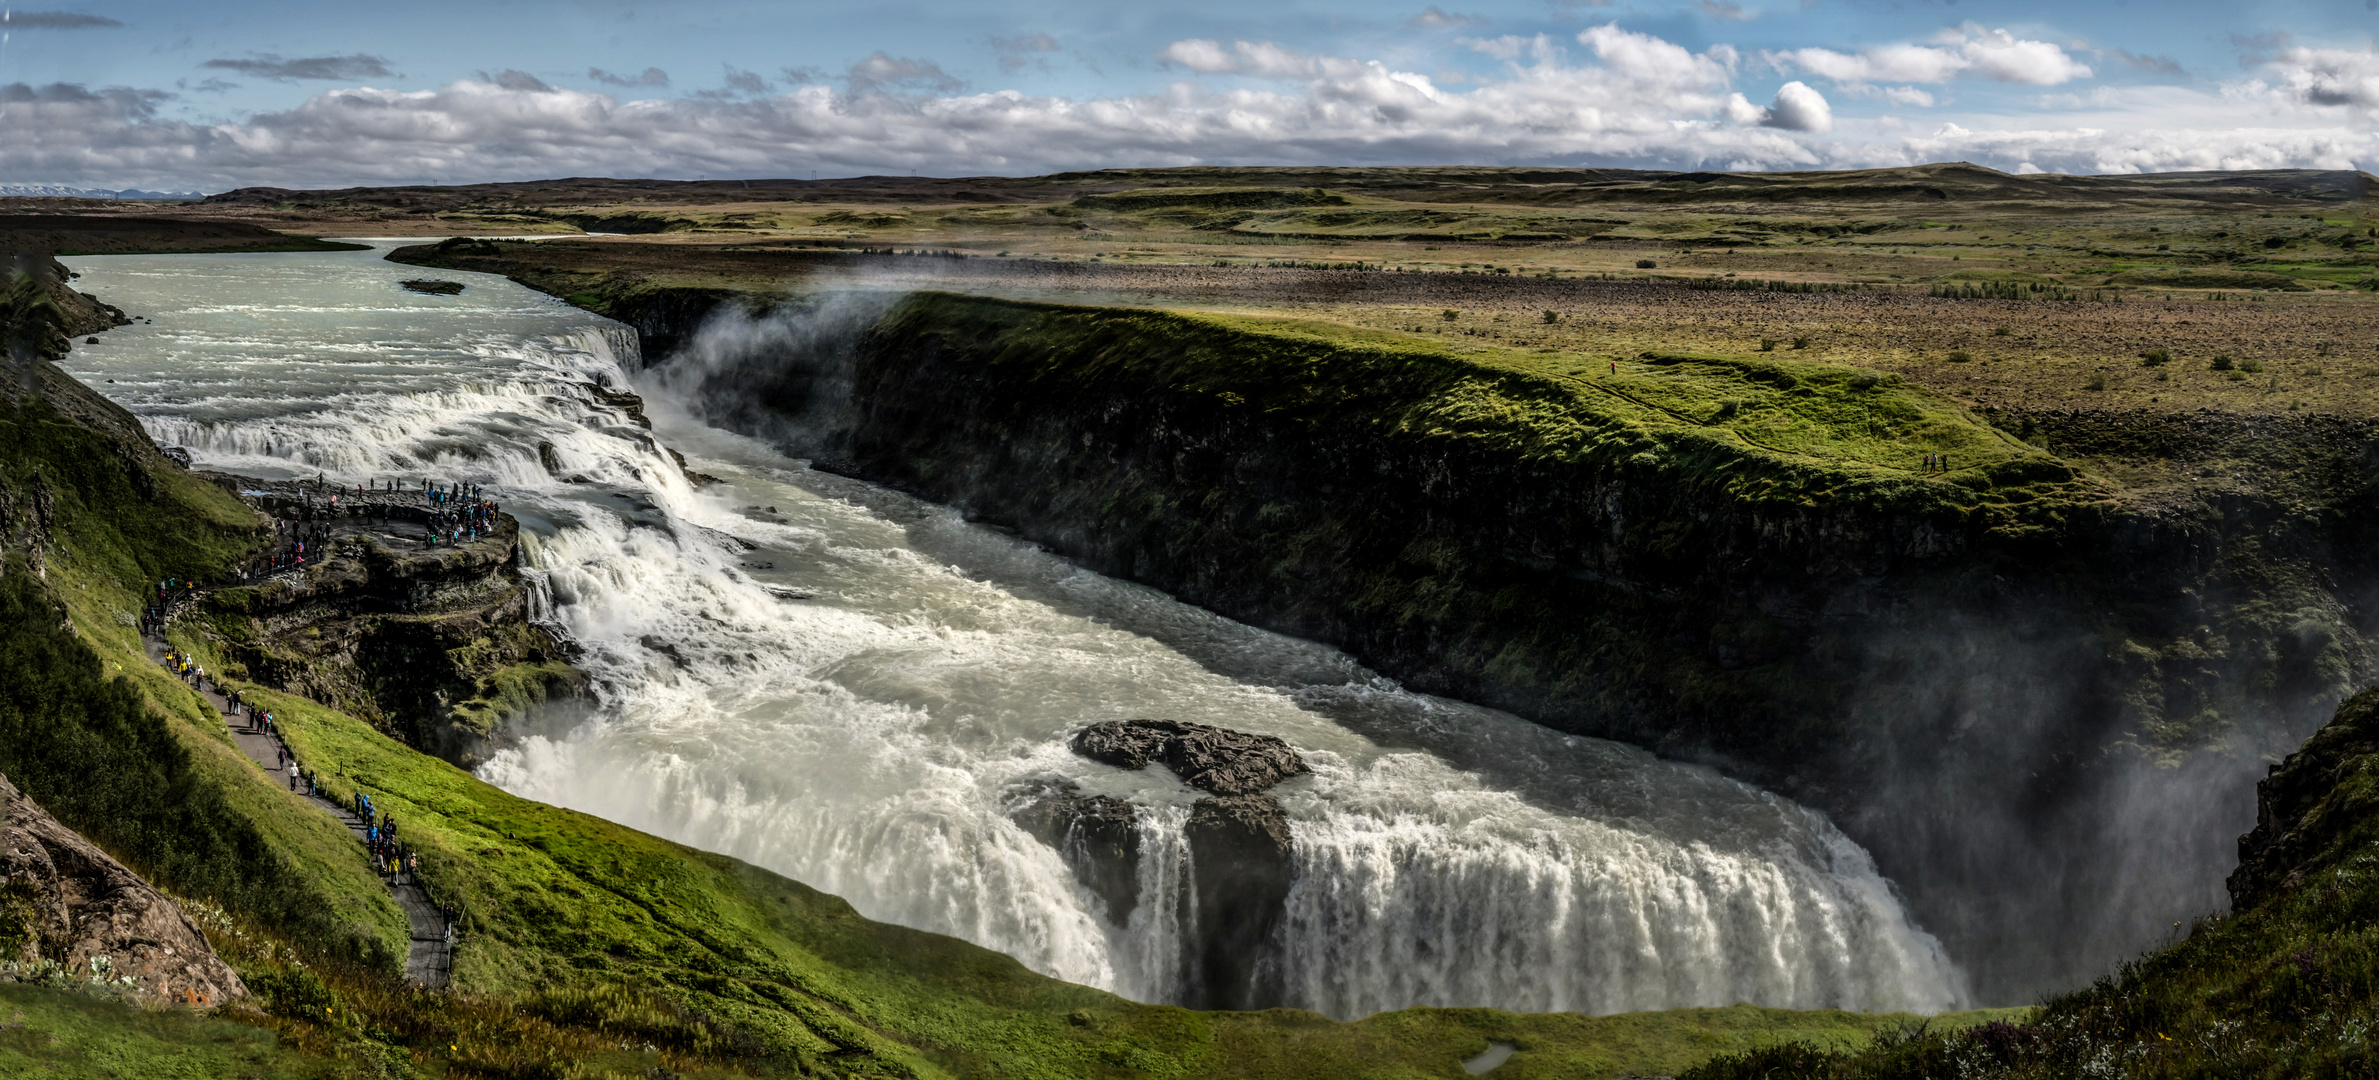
[62,243,1970,1018]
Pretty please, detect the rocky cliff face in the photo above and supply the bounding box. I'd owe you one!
[2229,688,2379,910]
[0,772,246,1007]
[198,484,583,767]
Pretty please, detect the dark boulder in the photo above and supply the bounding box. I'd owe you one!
[1070,720,1176,771]
[1009,782,1142,925]
[1070,719,1310,795]
[1184,793,1296,1011]
[1061,719,1311,1007]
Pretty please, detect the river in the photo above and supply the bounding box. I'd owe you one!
[60,242,1969,1018]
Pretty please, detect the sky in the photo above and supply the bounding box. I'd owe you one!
[0,0,2374,191]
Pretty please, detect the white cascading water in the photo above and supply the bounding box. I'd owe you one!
[62,243,1970,1018]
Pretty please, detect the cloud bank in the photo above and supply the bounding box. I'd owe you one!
[1,10,122,29]
[0,23,2372,190]
[1769,25,2092,86]
[201,54,394,82]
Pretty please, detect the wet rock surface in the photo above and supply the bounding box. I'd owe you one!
[0,772,246,1006]
[191,479,585,769]
[1055,720,1311,1008]
[1070,719,1310,796]
[1010,782,1142,925]
[1183,793,1296,1011]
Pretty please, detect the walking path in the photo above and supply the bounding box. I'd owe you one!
[146,635,454,988]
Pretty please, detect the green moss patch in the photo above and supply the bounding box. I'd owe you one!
[884,292,2099,525]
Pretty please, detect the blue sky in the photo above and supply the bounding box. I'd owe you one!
[1,0,2374,189]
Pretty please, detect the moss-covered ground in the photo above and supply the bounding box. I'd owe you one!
[874,291,2102,542]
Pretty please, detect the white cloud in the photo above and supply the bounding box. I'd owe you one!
[1156,39,1238,74]
[2268,45,2379,110]
[1958,27,2092,85]
[1728,80,1831,131]
[1768,25,2090,86]
[1154,39,1366,79]
[1761,80,1832,131]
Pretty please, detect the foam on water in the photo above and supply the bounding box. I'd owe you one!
[61,244,1971,1017]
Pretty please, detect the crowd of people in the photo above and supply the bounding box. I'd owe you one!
[237,477,507,566]
[162,644,209,690]
[423,480,499,548]
[355,791,465,945]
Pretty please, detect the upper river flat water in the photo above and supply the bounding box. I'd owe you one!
[61,242,1973,1018]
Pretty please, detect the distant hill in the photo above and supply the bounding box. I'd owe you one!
[0,184,205,201]
[189,162,2379,214]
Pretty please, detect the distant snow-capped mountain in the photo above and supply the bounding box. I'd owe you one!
[0,184,205,200]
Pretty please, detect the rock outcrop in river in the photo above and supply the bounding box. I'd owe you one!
[195,480,584,767]
[1022,719,1312,1010]
[0,772,246,1007]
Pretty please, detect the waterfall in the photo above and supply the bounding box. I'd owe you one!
[60,242,1972,1018]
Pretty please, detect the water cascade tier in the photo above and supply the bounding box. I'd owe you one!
[61,245,1969,1017]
